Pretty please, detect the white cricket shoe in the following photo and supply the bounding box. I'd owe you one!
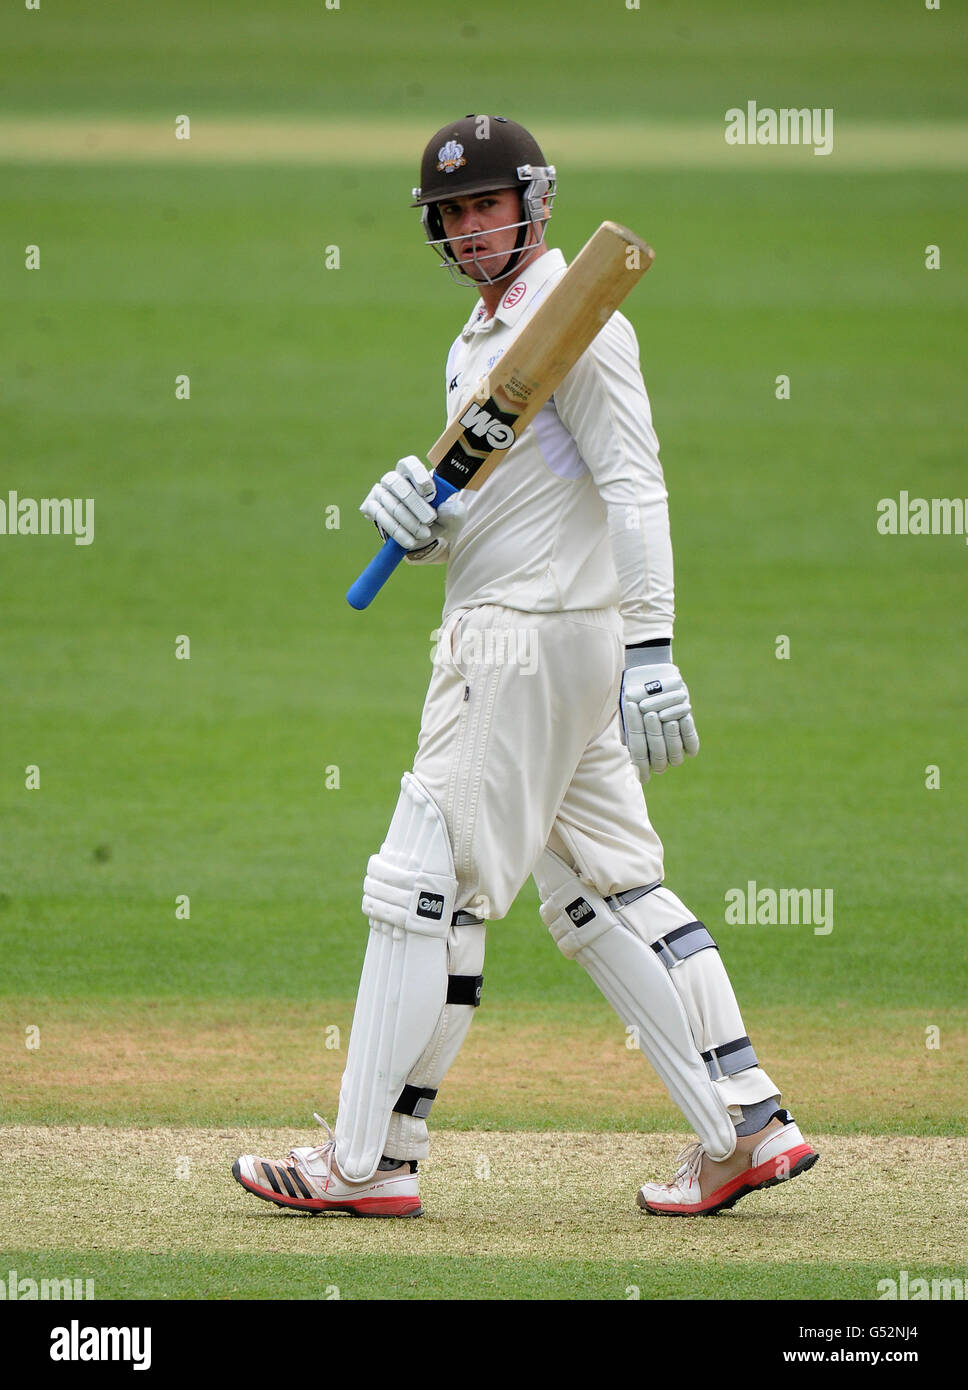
[233,1114,422,1218]
[636,1110,819,1217]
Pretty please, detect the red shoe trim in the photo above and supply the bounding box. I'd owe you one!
[347,1195,423,1216]
[644,1142,818,1214]
[240,1175,328,1210]
[238,1173,420,1217]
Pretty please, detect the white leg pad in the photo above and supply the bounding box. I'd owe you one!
[335,774,457,1182]
[613,885,781,1111]
[536,851,736,1161]
[383,917,486,1160]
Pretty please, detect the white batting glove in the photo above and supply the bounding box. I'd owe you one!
[406,491,468,564]
[360,455,438,550]
[360,455,467,563]
[620,643,700,783]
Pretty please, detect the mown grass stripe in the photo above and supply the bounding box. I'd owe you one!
[1,117,967,168]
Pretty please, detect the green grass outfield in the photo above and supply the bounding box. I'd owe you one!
[2,159,965,1013]
[1,0,966,122]
[1,0,966,1301]
[3,1251,960,1302]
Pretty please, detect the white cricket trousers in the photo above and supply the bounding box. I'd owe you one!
[375,602,781,1153]
[412,603,663,918]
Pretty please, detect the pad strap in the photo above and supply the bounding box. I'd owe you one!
[605,881,662,910]
[702,1035,758,1080]
[453,910,483,927]
[650,920,718,970]
[447,974,483,1006]
[394,1084,437,1119]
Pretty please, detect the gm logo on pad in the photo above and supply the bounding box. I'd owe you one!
[566,897,595,927]
[417,893,445,920]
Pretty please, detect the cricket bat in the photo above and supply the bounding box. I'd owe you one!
[346,220,654,610]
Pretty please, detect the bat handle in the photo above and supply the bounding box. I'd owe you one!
[346,475,459,610]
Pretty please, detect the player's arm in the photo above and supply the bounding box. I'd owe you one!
[554,314,699,781]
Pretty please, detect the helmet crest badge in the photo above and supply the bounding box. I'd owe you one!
[436,140,467,174]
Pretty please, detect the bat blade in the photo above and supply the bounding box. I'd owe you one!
[346,221,653,610]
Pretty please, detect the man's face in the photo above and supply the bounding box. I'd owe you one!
[436,188,533,281]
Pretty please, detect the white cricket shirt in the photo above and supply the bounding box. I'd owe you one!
[439,245,675,644]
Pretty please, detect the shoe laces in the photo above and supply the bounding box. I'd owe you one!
[672,1141,705,1190]
[288,1113,337,1176]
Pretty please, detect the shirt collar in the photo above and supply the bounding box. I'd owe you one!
[460,246,567,339]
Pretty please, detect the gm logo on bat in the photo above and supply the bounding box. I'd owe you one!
[459,402,516,450]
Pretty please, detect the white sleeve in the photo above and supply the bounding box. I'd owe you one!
[552,312,675,644]
[443,336,462,414]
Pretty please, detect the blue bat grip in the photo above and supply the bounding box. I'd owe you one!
[346,475,460,610]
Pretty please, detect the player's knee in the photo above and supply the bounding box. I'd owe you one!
[362,772,457,940]
[536,850,620,958]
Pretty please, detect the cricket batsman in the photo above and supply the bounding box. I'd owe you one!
[234,115,819,1218]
